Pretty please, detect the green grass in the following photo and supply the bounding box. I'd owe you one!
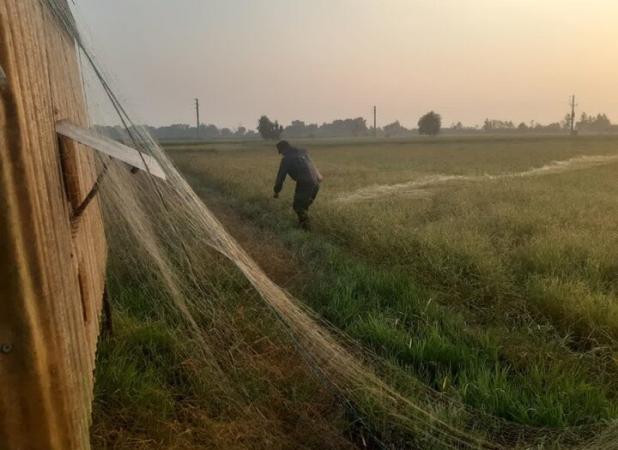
[170,135,618,434]
[91,252,356,450]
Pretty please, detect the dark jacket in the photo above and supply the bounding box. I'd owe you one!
[274,147,321,194]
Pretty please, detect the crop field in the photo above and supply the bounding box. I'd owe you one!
[167,135,618,436]
[168,137,618,428]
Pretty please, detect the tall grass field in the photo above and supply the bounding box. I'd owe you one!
[170,136,618,428]
[91,135,618,449]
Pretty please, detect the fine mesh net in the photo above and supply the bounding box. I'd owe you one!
[43,1,618,448]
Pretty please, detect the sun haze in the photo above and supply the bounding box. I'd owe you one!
[76,0,618,128]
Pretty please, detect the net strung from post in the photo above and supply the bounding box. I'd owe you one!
[41,1,618,449]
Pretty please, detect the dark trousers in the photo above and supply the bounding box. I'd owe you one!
[293,182,319,226]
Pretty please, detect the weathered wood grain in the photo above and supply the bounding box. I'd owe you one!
[0,1,107,449]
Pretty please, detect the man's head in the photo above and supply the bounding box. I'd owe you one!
[276,140,292,154]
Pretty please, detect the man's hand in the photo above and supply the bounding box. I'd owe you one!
[273,192,279,199]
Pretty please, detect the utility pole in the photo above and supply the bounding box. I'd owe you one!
[195,98,200,140]
[569,95,577,135]
[373,105,377,137]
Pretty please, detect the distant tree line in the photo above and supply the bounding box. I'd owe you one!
[480,112,618,134]
[277,117,371,139]
[147,123,259,140]
[94,110,618,142]
[576,113,613,133]
[94,123,260,142]
[263,112,441,139]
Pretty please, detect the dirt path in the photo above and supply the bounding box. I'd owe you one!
[203,194,306,290]
[197,193,389,450]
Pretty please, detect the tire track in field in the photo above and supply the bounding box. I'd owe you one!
[336,153,618,203]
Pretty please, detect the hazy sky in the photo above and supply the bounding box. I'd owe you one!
[76,0,618,129]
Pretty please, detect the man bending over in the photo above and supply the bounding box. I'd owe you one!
[273,140,323,230]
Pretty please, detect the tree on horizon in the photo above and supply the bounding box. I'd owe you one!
[258,115,283,140]
[418,111,441,136]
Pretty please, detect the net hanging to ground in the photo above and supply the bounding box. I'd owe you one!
[40,1,618,448]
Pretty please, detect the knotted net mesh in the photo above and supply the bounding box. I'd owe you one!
[41,1,618,448]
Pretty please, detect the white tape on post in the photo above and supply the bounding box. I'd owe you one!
[56,120,167,180]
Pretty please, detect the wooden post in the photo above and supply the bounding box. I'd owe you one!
[195,98,200,140]
[373,105,377,137]
[0,1,107,449]
[569,95,577,136]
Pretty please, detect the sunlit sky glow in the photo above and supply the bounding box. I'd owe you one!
[77,0,618,129]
